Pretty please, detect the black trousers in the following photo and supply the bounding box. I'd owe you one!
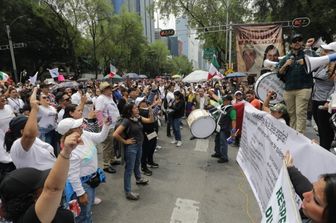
[312,100,334,150]
[141,136,157,167]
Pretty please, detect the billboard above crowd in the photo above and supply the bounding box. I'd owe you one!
[235,24,285,75]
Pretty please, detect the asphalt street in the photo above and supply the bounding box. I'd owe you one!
[93,120,261,223]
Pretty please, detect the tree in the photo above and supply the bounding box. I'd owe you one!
[98,10,148,75]
[143,40,170,77]
[253,0,336,42]
[0,0,81,78]
[170,55,193,76]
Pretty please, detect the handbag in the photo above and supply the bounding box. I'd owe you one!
[87,172,101,188]
[146,131,157,141]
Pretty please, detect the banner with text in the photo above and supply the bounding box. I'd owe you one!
[237,103,336,213]
[235,24,284,75]
[261,164,301,223]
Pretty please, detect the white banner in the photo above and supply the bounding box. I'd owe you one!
[237,103,336,213]
[261,163,301,223]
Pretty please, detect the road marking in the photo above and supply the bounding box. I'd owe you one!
[194,139,209,152]
[170,198,200,223]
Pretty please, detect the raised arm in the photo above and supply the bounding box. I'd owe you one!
[21,87,39,151]
[262,91,274,113]
[35,132,80,223]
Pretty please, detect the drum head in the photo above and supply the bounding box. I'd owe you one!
[254,72,285,103]
[190,116,216,138]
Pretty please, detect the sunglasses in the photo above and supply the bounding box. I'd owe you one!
[42,96,49,100]
[292,39,303,43]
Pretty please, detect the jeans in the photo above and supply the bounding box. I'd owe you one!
[214,131,229,160]
[75,182,95,223]
[172,118,181,141]
[124,144,142,193]
[39,128,59,155]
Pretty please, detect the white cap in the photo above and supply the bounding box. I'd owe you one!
[135,96,146,106]
[56,118,83,135]
[321,42,336,52]
[234,90,243,95]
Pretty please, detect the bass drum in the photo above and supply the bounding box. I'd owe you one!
[254,72,285,103]
[187,109,216,139]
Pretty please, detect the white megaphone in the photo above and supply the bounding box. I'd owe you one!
[263,59,279,69]
[305,53,336,73]
[312,37,327,49]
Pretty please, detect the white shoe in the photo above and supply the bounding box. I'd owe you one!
[176,141,182,147]
[94,197,102,205]
[156,145,162,149]
[171,140,177,144]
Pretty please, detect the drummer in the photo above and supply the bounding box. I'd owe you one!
[210,95,237,164]
[189,88,211,140]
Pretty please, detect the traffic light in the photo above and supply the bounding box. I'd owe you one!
[159,29,175,37]
[292,17,310,28]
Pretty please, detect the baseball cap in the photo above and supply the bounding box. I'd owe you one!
[270,103,287,113]
[321,42,336,52]
[291,34,303,43]
[135,96,146,106]
[99,82,111,91]
[56,118,83,135]
[222,95,233,101]
[234,90,243,96]
[0,168,50,201]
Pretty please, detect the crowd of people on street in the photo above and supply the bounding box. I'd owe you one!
[0,33,336,222]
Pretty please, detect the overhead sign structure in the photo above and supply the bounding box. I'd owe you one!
[292,17,310,28]
[159,29,175,37]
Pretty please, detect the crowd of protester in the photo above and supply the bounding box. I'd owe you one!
[0,33,336,222]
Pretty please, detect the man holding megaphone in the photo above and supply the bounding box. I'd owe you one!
[278,34,314,134]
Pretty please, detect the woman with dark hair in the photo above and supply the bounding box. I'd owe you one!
[170,91,185,147]
[113,102,153,200]
[284,152,336,223]
[63,103,99,133]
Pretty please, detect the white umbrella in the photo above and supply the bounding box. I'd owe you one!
[182,70,209,83]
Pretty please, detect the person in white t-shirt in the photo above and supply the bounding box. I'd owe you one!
[95,82,121,174]
[7,88,24,115]
[38,93,58,154]
[56,117,109,222]
[0,94,15,133]
[7,88,56,171]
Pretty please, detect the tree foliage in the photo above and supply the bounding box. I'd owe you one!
[253,0,336,42]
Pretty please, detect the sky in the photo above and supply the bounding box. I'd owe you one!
[154,9,176,30]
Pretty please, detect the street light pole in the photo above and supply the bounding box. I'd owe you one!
[6,24,18,83]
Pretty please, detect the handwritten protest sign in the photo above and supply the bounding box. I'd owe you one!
[237,103,336,214]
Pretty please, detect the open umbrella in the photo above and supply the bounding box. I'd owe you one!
[124,73,139,79]
[172,74,182,79]
[225,72,247,78]
[0,71,9,81]
[182,70,209,83]
[139,74,148,79]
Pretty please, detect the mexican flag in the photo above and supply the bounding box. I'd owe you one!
[207,56,223,80]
